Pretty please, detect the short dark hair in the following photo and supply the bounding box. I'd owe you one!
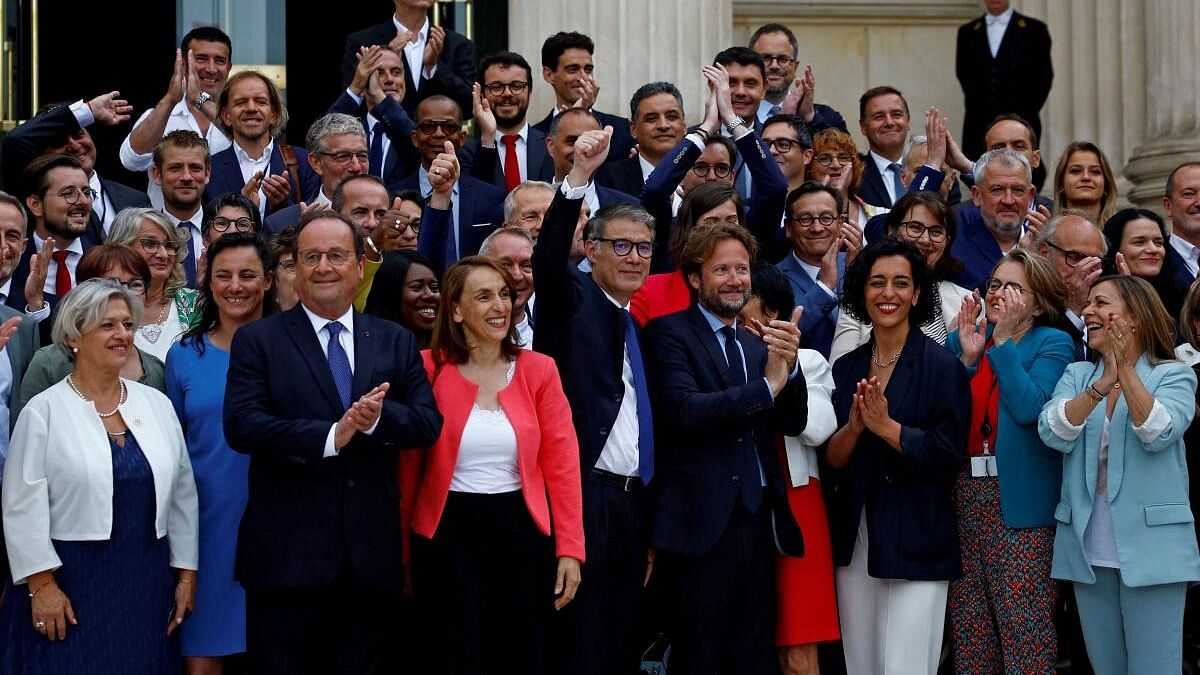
[547,108,600,139]
[202,192,262,238]
[679,221,758,283]
[749,261,796,320]
[395,188,423,205]
[477,51,533,85]
[1165,161,1200,197]
[785,181,845,219]
[331,174,388,214]
[713,47,766,83]
[984,113,1039,149]
[840,238,934,326]
[269,225,297,269]
[674,181,744,265]
[21,154,83,201]
[748,23,798,58]
[762,114,813,150]
[541,31,594,70]
[884,191,965,281]
[858,85,908,120]
[1100,207,1185,312]
[183,231,274,355]
[291,209,365,260]
[415,94,463,123]
[181,26,232,56]
[77,243,151,288]
[153,129,211,168]
[430,256,523,365]
[629,82,684,122]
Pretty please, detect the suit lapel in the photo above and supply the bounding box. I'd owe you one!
[882,330,921,407]
[352,312,378,399]
[527,128,551,182]
[688,305,731,387]
[284,307,345,413]
[863,160,888,206]
[215,149,243,193]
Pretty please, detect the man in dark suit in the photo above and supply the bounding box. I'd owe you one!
[340,0,474,118]
[1034,212,1105,361]
[224,209,441,675]
[461,51,555,193]
[329,45,418,192]
[955,1,1053,162]
[748,23,848,133]
[950,148,1040,292]
[547,110,640,218]
[530,125,658,675]
[0,92,150,247]
[397,96,504,267]
[643,220,806,674]
[777,183,852,358]
[1163,162,1200,296]
[857,86,914,209]
[596,81,688,198]
[204,71,320,219]
[532,32,634,163]
[264,114,369,237]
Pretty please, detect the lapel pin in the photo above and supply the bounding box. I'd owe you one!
[133,417,143,427]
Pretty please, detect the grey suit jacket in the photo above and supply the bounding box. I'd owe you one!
[0,303,37,431]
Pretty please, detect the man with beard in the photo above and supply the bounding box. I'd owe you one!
[462,52,555,192]
[329,45,418,191]
[749,23,847,133]
[152,130,211,287]
[1,92,150,245]
[596,82,688,198]
[546,110,640,219]
[479,226,535,348]
[642,219,806,674]
[204,71,320,219]
[122,27,233,209]
[950,148,1036,292]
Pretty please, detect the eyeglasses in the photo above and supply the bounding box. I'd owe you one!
[759,54,795,67]
[277,258,296,273]
[592,237,653,259]
[416,119,463,135]
[691,162,732,178]
[814,153,854,167]
[317,151,369,167]
[763,138,800,153]
[211,216,256,233]
[57,186,97,204]
[1043,240,1091,268]
[392,218,421,234]
[106,277,146,295]
[788,213,840,228]
[483,81,529,96]
[298,249,354,268]
[985,278,1033,295]
[899,221,947,243]
[136,238,180,254]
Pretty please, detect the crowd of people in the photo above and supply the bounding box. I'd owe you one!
[0,1,1198,674]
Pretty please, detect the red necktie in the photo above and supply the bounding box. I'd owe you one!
[52,250,71,297]
[502,134,521,193]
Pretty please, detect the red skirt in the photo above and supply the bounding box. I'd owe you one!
[776,463,841,646]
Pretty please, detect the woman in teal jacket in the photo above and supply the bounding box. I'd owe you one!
[1039,275,1200,675]
[947,249,1074,673]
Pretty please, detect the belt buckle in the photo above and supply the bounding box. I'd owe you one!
[622,475,636,492]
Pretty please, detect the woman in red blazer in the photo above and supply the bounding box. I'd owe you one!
[410,256,585,675]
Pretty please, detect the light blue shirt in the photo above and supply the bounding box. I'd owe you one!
[419,168,462,258]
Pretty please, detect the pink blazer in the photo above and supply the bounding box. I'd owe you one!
[411,349,586,561]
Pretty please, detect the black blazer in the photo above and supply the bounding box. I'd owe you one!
[223,307,442,589]
[823,329,970,581]
[859,153,963,209]
[203,144,321,217]
[341,21,475,119]
[327,91,419,192]
[955,11,1053,157]
[643,307,807,557]
[532,109,634,166]
[596,155,645,197]
[401,172,504,270]
[460,126,556,192]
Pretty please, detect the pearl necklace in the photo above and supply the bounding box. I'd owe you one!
[871,342,903,368]
[67,375,127,418]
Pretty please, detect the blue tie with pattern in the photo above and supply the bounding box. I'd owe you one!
[621,310,654,484]
[720,325,762,511]
[325,322,352,410]
[888,162,905,206]
[180,223,197,287]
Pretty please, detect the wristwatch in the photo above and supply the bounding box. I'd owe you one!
[193,91,212,109]
[724,116,747,133]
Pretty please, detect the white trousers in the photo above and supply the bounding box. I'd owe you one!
[836,516,949,675]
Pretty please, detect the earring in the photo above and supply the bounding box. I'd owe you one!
[72,347,79,354]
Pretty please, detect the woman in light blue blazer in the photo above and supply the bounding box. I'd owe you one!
[1039,275,1200,675]
[947,249,1074,673]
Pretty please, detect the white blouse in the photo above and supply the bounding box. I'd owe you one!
[450,361,522,494]
[134,297,185,363]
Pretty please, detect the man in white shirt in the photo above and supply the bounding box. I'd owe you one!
[596,82,687,198]
[479,226,535,348]
[120,27,232,209]
[152,131,211,287]
[1164,162,1200,288]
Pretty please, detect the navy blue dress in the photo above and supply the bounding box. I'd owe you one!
[0,434,181,673]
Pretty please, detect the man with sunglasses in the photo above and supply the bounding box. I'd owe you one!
[461,52,555,193]
[1034,212,1106,360]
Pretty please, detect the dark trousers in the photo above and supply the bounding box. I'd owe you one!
[659,504,777,675]
[245,563,401,675]
[549,478,649,675]
[411,490,556,675]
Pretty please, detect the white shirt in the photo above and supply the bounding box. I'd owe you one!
[593,288,643,477]
[450,362,522,493]
[1171,233,1200,278]
[986,6,1015,58]
[0,278,51,323]
[87,172,116,235]
[300,304,379,457]
[30,233,83,297]
[120,101,232,209]
[394,15,437,87]
[164,207,205,276]
[637,153,656,183]
[868,149,903,205]
[232,140,275,219]
[312,189,333,209]
[493,124,530,183]
[134,297,184,362]
[515,313,533,350]
[756,99,783,125]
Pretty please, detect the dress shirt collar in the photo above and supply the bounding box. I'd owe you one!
[0,277,11,303]
[301,302,354,339]
[393,14,429,40]
[493,123,529,145]
[792,251,822,282]
[597,284,629,311]
[986,6,1014,25]
[697,303,737,333]
[313,189,333,208]
[233,138,274,164]
[163,206,205,227]
[32,232,84,257]
[418,167,461,198]
[868,148,901,173]
[637,153,656,181]
[1171,233,1200,275]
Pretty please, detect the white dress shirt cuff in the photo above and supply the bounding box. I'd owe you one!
[323,424,339,458]
[1132,399,1171,443]
[70,100,95,128]
[685,132,707,151]
[1047,398,1085,441]
[730,124,752,141]
[345,88,364,105]
[816,280,837,300]
[24,303,51,323]
[559,178,590,200]
[365,416,380,435]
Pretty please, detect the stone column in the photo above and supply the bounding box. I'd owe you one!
[508,0,733,126]
[1123,0,1200,208]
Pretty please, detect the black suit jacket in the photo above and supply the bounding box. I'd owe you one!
[87,178,151,247]
[328,91,419,193]
[643,307,807,557]
[532,109,634,166]
[460,126,556,192]
[341,21,475,119]
[203,144,321,217]
[955,11,1053,158]
[224,306,442,589]
[401,172,504,271]
[595,155,645,197]
[859,153,963,209]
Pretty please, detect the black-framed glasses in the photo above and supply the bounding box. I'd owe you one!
[317,151,369,167]
[763,138,800,153]
[899,221,947,243]
[416,119,463,135]
[483,81,529,96]
[1043,240,1090,267]
[136,237,180,254]
[592,237,652,259]
[814,152,854,167]
[211,216,256,233]
[391,218,421,234]
[57,186,97,204]
[691,162,732,178]
[985,278,1033,295]
[788,213,840,228]
[759,54,795,67]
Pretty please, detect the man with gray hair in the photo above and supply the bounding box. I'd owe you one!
[597,81,688,197]
[502,180,556,241]
[950,148,1049,291]
[479,225,536,348]
[1036,210,1106,360]
[264,113,368,236]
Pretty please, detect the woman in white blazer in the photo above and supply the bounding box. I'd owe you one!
[830,192,970,363]
[0,279,198,674]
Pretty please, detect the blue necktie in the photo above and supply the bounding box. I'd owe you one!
[888,162,905,206]
[180,223,197,287]
[621,310,654,484]
[368,122,384,176]
[325,322,352,410]
[720,325,761,510]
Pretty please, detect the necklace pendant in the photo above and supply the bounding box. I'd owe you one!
[140,323,164,343]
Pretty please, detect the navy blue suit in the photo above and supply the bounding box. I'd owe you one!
[595,155,645,197]
[859,153,963,209]
[403,172,504,271]
[203,144,321,217]
[595,184,639,209]
[460,127,556,192]
[328,91,418,192]
[947,197,1051,293]
[824,329,969,581]
[533,109,634,166]
[341,22,475,119]
[776,252,844,358]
